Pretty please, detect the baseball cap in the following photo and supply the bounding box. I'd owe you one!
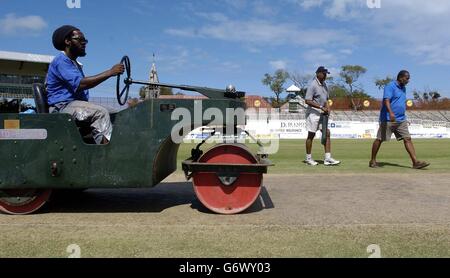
[316,66,330,74]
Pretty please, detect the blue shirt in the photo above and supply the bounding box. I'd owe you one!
[379,81,407,122]
[46,52,89,106]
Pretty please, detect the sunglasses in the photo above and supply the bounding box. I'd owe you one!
[71,36,88,43]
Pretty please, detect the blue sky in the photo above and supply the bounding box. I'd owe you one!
[1,0,450,98]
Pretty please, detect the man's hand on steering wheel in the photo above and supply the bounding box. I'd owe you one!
[109,64,125,77]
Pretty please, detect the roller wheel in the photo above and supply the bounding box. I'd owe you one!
[192,144,262,214]
[0,189,52,215]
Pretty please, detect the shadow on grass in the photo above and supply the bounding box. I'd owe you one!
[377,162,412,169]
[190,185,275,215]
[45,182,274,215]
[310,160,342,167]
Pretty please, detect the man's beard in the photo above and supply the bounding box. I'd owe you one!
[70,44,86,57]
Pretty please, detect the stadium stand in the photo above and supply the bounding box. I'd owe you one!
[85,96,450,128]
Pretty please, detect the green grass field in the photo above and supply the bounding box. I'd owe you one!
[0,224,448,258]
[177,139,450,174]
[1,139,449,258]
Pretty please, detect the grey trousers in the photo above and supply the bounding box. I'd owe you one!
[51,101,112,144]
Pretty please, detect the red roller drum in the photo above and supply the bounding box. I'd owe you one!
[0,189,52,215]
[192,144,262,214]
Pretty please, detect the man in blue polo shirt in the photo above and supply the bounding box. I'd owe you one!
[46,25,124,144]
[370,70,429,169]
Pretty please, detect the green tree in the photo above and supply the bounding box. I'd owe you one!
[339,65,368,110]
[412,88,441,102]
[262,69,289,108]
[160,87,173,95]
[352,90,372,99]
[375,76,393,90]
[139,86,147,100]
[288,71,313,98]
[328,84,348,98]
[429,91,441,100]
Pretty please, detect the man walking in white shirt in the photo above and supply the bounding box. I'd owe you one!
[304,66,340,166]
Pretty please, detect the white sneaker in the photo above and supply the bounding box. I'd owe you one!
[324,157,341,166]
[304,159,319,166]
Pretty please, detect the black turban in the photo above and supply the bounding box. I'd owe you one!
[52,25,79,51]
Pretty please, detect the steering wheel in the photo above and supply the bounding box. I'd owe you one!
[116,55,131,105]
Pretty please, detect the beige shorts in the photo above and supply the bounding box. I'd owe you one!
[377,121,411,142]
[306,110,322,133]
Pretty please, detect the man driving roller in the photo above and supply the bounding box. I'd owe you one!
[46,25,124,144]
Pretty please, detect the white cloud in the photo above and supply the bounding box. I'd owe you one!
[252,1,278,16]
[269,60,288,70]
[165,13,356,48]
[295,0,325,10]
[195,12,229,22]
[323,0,364,20]
[411,44,450,65]
[153,46,218,74]
[129,0,155,16]
[223,0,248,10]
[366,1,450,65]
[244,45,263,53]
[302,48,338,66]
[293,0,450,65]
[156,46,191,72]
[340,49,353,55]
[223,0,278,17]
[165,28,198,38]
[292,0,362,18]
[0,13,47,35]
[221,61,242,71]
